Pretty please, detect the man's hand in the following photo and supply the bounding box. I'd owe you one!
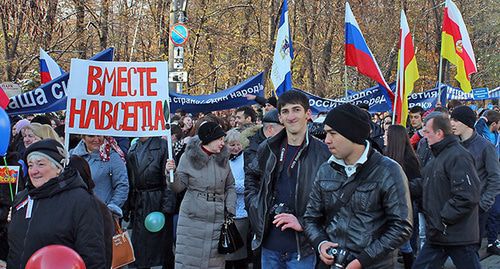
[165,159,176,172]
[346,259,362,269]
[319,241,338,265]
[272,213,303,232]
[245,94,257,100]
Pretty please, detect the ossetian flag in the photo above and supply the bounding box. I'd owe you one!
[40,48,64,84]
[441,0,477,92]
[270,0,294,97]
[345,2,394,103]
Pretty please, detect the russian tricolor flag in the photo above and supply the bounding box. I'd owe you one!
[345,2,394,102]
[40,48,64,84]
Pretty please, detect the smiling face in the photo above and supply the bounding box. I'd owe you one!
[279,103,311,135]
[23,128,42,148]
[182,116,193,130]
[28,155,61,188]
[82,135,105,152]
[227,140,242,155]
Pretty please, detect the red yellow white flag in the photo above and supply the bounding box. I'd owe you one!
[441,0,477,92]
[395,10,419,127]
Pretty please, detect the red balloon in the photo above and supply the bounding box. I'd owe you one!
[26,245,86,269]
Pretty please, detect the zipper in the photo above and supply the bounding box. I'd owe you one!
[19,199,38,268]
[295,161,301,261]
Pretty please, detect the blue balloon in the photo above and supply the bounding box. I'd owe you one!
[0,108,11,156]
[144,211,165,233]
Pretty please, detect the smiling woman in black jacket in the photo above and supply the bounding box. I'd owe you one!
[7,139,106,269]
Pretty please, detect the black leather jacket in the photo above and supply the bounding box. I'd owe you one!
[416,135,481,246]
[303,149,413,268]
[244,129,330,259]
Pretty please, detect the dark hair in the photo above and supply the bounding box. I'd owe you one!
[447,100,463,111]
[170,124,184,141]
[175,108,186,116]
[31,115,52,125]
[277,90,310,112]
[68,155,95,193]
[384,125,420,178]
[409,106,424,115]
[484,110,500,126]
[54,124,65,138]
[235,106,257,122]
[434,106,449,114]
[424,112,452,135]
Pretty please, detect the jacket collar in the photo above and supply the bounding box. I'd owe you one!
[328,140,370,177]
[267,128,310,152]
[430,135,459,156]
[184,136,230,169]
[461,132,478,147]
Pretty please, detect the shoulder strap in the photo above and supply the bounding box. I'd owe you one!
[330,152,382,214]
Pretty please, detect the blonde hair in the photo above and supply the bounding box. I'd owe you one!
[26,123,61,142]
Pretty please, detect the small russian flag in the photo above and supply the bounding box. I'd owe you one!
[345,2,394,103]
[39,48,64,84]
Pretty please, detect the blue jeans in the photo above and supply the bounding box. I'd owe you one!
[413,243,480,269]
[261,248,315,269]
[487,194,500,244]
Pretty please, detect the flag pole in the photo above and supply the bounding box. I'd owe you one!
[344,66,348,97]
[437,54,444,104]
[392,66,400,125]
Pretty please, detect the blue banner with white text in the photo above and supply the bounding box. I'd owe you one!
[6,48,115,116]
[168,72,264,114]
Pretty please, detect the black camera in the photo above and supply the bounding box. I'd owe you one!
[327,247,352,269]
[270,203,293,216]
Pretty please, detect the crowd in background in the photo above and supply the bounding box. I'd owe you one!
[0,94,499,269]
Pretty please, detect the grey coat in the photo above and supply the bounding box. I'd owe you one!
[171,136,236,269]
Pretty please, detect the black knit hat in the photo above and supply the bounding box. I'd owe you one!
[198,122,226,145]
[262,109,281,124]
[450,105,476,129]
[266,96,278,108]
[324,104,370,145]
[24,139,67,169]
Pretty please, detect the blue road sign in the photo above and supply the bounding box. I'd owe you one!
[170,23,189,46]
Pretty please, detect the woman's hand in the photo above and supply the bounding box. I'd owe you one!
[165,159,176,172]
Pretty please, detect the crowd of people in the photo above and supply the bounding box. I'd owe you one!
[0,91,499,269]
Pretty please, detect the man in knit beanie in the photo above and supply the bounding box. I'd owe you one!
[304,103,413,268]
[451,105,500,255]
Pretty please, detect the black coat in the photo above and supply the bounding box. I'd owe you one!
[303,149,413,268]
[125,137,176,267]
[7,168,106,269]
[416,135,481,245]
[244,129,330,258]
[461,132,500,212]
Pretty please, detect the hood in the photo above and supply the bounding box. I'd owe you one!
[28,167,88,199]
[240,124,262,149]
[184,136,230,170]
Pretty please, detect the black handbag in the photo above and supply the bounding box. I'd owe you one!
[218,214,244,254]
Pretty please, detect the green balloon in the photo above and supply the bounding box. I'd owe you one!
[145,212,165,232]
